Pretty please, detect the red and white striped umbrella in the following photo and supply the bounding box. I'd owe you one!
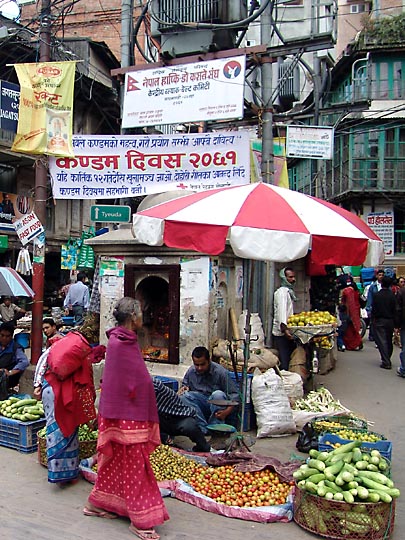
[132,183,384,266]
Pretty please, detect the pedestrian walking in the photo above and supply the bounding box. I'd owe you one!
[84,297,169,540]
[371,276,398,370]
[63,272,90,326]
[396,282,405,378]
[366,269,385,341]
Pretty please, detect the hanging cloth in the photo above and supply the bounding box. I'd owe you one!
[15,247,33,275]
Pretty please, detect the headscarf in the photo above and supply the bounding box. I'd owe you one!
[279,267,297,301]
[98,325,158,423]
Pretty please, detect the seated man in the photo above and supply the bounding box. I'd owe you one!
[0,322,29,390]
[0,296,26,325]
[179,346,240,434]
[152,377,210,452]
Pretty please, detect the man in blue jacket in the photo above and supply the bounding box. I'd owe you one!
[0,322,29,390]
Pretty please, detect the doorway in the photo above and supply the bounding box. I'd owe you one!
[125,264,180,364]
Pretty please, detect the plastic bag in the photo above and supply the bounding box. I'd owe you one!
[252,368,296,438]
[295,421,319,453]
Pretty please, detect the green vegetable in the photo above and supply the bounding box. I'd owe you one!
[324,459,344,480]
[342,491,354,503]
[356,470,391,486]
[293,467,320,480]
[369,489,392,503]
[324,479,342,493]
[355,460,368,470]
[306,473,325,484]
[329,440,361,455]
[356,486,370,499]
[307,459,326,472]
[352,447,363,463]
[303,481,318,494]
[333,492,344,501]
[10,399,37,409]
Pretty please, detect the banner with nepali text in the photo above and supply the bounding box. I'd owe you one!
[11,61,76,157]
[49,132,250,199]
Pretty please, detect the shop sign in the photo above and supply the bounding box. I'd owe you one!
[0,80,19,133]
[122,56,246,128]
[366,210,394,257]
[0,235,8,252]
[286,125,334,159]
[13,211,45,246]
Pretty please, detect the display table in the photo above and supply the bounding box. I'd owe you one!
[289,324,337,375]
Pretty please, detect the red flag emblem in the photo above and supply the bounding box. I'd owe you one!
[127,75,140,92]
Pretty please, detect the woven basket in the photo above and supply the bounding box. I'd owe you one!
[37,434,97,467]
[294,486,395,539]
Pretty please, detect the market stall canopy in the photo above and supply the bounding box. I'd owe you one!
[0,267,35,297]
[132,182,384,266]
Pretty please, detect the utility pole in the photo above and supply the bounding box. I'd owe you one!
[30,0,51,364]
[260,3,276,347]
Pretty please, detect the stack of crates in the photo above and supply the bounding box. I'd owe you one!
[361,267,376,289]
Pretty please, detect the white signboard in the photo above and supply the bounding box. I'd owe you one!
[49,133,250,199]
[14,211,44,245]
[286,125,334,159]
[366,211,394,257]
[122,56,246,128]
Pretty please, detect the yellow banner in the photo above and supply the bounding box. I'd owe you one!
[12,61,76,157]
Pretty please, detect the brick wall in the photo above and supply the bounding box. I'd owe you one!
[20,1,148,63]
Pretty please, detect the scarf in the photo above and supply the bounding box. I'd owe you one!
[279,267,298,301]
[99,326,158,423]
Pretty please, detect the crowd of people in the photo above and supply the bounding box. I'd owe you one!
[272,265,405,376]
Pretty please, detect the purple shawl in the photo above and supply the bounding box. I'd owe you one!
[98,326,158,422]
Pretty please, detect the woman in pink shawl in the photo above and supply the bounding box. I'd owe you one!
[84,297,169,540]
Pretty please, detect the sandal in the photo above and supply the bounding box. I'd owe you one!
[129,524,160,540]
[83,506,118,519]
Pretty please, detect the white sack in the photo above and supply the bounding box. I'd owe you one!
[252,368,296,438]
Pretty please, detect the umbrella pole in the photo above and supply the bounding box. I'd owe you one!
[240,260,255,435]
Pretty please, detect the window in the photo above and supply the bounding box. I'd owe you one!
[350,4,367,14]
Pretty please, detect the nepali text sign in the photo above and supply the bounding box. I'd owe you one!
[122,56,246,128]
[0,80,19,132]
[366,210,394,257]
[14,211,45,246]
[286,125,334,159]
[11,61,76,157]
[49,132,250,199]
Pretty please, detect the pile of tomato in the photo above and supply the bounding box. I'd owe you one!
[188,465,294,508]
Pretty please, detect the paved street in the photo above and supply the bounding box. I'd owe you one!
[1,339,404,540]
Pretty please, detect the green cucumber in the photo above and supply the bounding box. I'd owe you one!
[307,459,326,472]
[369,489,392,503]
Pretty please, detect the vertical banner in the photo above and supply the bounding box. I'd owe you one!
[11,61,76,157]
[250,138,289,188]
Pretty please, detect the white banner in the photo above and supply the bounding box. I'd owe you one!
[286,125,334,159]
[49,132,250,199]
[122,56,246,128]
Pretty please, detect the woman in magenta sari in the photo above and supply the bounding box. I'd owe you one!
[337,275,363,351]
[84,297,169,540]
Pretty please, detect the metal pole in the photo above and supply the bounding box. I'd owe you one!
[120,0,133,136]
[31,0,51,364]
[260,3,276,347]
[260,3,273,184]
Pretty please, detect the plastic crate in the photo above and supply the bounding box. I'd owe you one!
[0,416,46,453]
[318,433,392,461]
[154,375,179,393]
